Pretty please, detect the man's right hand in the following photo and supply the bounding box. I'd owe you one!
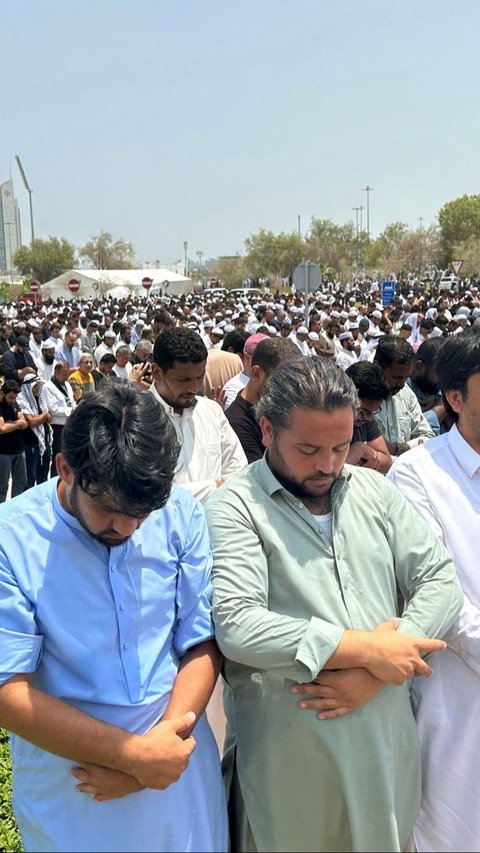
[120,711,197,789]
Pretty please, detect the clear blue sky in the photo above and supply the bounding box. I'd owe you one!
[3,0,479,266]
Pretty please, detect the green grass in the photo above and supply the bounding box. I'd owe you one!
[0,730,23,852]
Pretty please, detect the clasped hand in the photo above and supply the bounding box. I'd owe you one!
[291,618,447,720]
[71,711,196,802]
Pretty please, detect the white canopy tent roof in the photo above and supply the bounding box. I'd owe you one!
[40,269,192,300]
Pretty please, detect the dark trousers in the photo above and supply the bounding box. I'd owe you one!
[50,424,64,477]
[0,452,27,502]
[24,443,51,488]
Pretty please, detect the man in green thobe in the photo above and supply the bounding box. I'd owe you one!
[206,358,462,853]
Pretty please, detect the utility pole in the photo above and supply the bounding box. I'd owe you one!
[352,207,360,273]
[196,250,203,281]
[183,241,188,277]
[362,185,374,240]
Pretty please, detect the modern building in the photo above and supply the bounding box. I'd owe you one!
[0,179,22,275]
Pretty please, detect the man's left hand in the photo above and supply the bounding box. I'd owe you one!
[290,668,384,720]
[71,763,144,802]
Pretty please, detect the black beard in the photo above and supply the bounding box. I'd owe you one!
[414,375,439,396]
[266,451,335,500]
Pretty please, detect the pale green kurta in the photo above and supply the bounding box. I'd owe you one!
[205,459,462,853]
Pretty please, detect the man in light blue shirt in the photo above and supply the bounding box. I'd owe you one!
[53,328,81,369]
[0,383,227,853]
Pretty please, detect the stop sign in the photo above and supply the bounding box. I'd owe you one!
[142,276,153,290]
[30,281,40,293]
[68,278,80,294]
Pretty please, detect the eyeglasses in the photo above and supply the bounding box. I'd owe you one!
[357,405,382,418]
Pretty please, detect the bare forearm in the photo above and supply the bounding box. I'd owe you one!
[323,625,446,685]
[0,675,138,771]
[375,450,392,474]
[162,639,222,722]
[0,674,198,790]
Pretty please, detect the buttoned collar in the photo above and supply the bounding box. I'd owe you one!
[447,422,480,478]
[257,452,351,502]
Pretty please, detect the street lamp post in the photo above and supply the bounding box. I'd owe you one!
[183,241,188,277]
[196,250,203,282]
[15,155,35,245]
[362,185,374,240]
[352,207,360,273]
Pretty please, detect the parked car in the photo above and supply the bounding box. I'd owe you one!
[230,287,264,300]
[204,287,228,299]
[439,275,459,292]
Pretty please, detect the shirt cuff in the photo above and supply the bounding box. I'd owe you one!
[295,617,344,680]
[0,629,43,685]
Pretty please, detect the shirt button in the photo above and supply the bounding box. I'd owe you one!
[110,565,116,572]
[123,642,130,650]
[120,603,126,611]
[298,503,303,508]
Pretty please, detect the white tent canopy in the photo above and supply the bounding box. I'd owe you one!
[40,268,192,300]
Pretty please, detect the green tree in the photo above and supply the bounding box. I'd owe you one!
[368,222,443,279]
[304,218,358,274]
[79,231,136,269]
[438,194,480,261]
[451,237,480,277]
[211,256,247,289]
[244,229,303,283]
[14,237,76,284]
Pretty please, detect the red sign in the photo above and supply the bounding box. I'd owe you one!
[68,278,81,293]
[30,281,40,293]
[142,276,153,290]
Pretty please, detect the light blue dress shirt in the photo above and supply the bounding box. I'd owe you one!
[0,478,227,852]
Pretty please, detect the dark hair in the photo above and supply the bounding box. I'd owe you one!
[222,330,249,354]
[251,337,300,373]
[415,336,445,368]
[99,353,117,366]
[61,383,179,515]
[256,357,358,431]
[374,336,414,368]
[2,379,20,394]
[153,328,207,372]
[154,311,173,326]
[420,318,435,332]
[345,361,390,402]
[436,331,480,424]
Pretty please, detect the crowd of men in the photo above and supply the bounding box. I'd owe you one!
[0,276,478,852]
